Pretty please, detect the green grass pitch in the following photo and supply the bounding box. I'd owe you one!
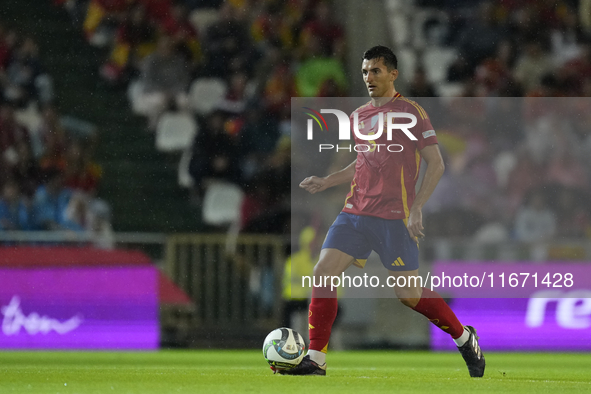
[1,350,590,393]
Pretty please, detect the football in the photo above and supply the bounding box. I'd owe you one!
[262,328,305,371]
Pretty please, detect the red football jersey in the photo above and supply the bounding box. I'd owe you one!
[342,94,438,220]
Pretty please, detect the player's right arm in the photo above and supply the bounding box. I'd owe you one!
[299,160,357,194]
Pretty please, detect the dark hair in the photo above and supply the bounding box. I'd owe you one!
[363,45,398,70]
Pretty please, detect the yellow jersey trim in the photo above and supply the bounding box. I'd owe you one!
[343,178,357,209]
[399,97,427,119]
[401,166,409,220]
[415,149,421,180]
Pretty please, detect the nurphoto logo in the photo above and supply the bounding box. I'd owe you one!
[303,107,418,152]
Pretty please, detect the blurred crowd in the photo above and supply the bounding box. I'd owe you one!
[411,0,591,241]
[55,0,591,242]
[424,97,591,242]
[0,21,113,247]
[413,0,591,97]
[61,0,347,234]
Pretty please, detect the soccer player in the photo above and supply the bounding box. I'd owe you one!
[279,46,485,377]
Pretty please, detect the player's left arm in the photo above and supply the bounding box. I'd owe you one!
[406,144,445,239]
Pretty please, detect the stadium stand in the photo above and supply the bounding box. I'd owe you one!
[388,0,591,241]
[2,0,204,234]
[55,0,347,236]
[0,19,114,247]
[13,0,590,245]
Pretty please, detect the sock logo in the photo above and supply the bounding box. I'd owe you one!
[429,319,449,330]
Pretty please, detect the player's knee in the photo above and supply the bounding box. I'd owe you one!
[398,297,420,308]
[313,262,330,278]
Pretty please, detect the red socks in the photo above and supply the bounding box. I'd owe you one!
[307,286,464,353]
[412,287,464,339]
[308,286,338,352]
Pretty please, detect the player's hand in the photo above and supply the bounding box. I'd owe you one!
[407,208,425,239]
[299,176,329,194]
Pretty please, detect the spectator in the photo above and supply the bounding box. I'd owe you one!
[33,169,79,231]
[473,41,516,96]
[251,2,295,51]
[581,0,591,36]
[282,226,318,331]
[447,56,472,83]
[550,6,583,68]
[188,111,241,196]
[83,0,128,46]
[506,149,546,214]
[60,113,99,149]
[204,1,255,77]
[3,37,53,105]
[160,1,202,66]
[526,73,562,97]
[505,3,548,49]
[63,192,90,231]
[463,151,500,220]
[141,0,174,26]
[514,190,556,242]
[553,187,591,239]
[63,141,102,194]
[513,41,554,93]
[546,149,590,191]
[0,24,13,71]
[35,104,69,161]
[484,96,523,151]
[562,42,591,94]
[300,1,345,59]
[455,1,502,71]
[241,136,290,234]
[62,192,114,246]
[0,102,30,173]
[239,106,280,181]
[262,56,295,115]
[0,180,34,230]
[133,35,190,128]
[0,18,113,238]
[100,3,157,84]
[12,142,41,198]
[422,147,466,214]
[87,198,115,249]
[38,126,68,173]
[217,72,249,114]
[295,36,347,97]
[408,67,437,97]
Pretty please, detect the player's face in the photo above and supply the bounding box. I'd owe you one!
[362,58,398,97]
